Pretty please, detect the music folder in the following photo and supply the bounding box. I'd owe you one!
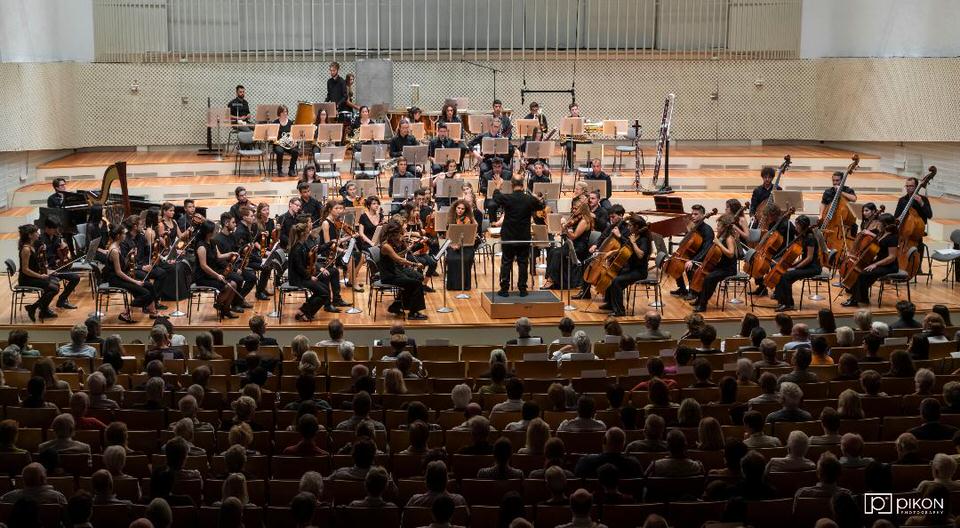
[391,178,420,199]
[206,107,231,127]
[481,137,509,156]
[771,191,803,214]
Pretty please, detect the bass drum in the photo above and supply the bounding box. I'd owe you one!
[295,101,316,125]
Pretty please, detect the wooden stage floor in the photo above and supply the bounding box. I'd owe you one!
[1,260,958,332]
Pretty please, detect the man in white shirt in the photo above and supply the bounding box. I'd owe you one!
[558,396,606,432]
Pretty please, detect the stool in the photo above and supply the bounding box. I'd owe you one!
[799,272,833,310]
[715,272,753,311]
[187,285,221,323]
[612,145,636,174]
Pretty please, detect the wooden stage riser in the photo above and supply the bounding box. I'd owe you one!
[34,154,878,182]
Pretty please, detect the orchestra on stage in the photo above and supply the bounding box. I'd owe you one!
[24,70,941,325]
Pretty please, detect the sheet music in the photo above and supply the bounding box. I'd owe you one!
[341,237,356,265]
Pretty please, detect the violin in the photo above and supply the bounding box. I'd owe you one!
[691,203,748,292]
[149,234,166,267]
[56,243,70,268]
[663,208,719,279]
[125,248,138,275]
[35,241,49,275]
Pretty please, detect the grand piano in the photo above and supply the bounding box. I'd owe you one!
[637,195,692,254]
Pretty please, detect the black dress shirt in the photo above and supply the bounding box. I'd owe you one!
[492,189,545,241]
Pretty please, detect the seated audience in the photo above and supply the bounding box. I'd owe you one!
[557,489,607,528]
[918,453,960,493]
[636,311,672,340]
[56,323,96,358]
[645,429,704,477]
[909,398,959,440]
[626,414,667,452]
[0,463,67,504]
[766,430,816,472]
[575,428,643,478]
[348,467,396,508]
[558,396,606,432]
[38,413,91,455]
[792,452,850,504]
[766,382,813,424]
[743,410,782,448]
[406,460,467,507]
[478,437,524,479]
[895,432,927,465]
[810,407,842,445]
[778,347,819,384]
[838,433,873,468]
[518,418,550,455]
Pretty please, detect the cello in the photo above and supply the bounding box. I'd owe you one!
[582,219,642,295]
[663,208,719,279]
[896,167,936,278]
[818,155,860,266]
[746,206,795,281]
[691,203,748,292]
[763,219,811,290]
[838,205,885,289]
[754,155,791,231]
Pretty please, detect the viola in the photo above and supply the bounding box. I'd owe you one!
[896,166,936,278]
[35,242,49,275]
[663,208,719,279]
[746,207,796,280]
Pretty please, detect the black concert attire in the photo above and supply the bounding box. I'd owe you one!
[39,231,79,307]
[773,231,821,308]
[694,235,739,309]
[584,170,613,209]
[235,221,271,297]
[428,136,461,173]
[546,220,592,289]
[821,185,856,207]
[480,169,509,220]
[358,212,383,252]
[603,233,651,315]
[85,220,109,255]
[446,216,479,291]
[380,243,427,314]
[676,223,714,294]
[277,212,298,251]
[229,200,252,222]
[492,188,545,292]
[749,183,782,222]
[404,221,438,278]
[848,233,899,304]
[300,196,323,224]
[273,118,298,175]
[317,223,347,304]
[526,171,552,193]
[228,96,252,131]
[389,132,419,159]
[102,247,154,308]
[895,195,933,224]
[47,191,66,209]
[326,75,348,112]
[493,113,513,138]
[577,219,624,298]
[469,132,513,175]
[591,205,610,234]
[120,231,166,302]
[389,167,418,199]
[288,240,331,318]
[20,245,58,312]
[213,231,255,303]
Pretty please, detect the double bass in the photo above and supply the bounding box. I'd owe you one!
[754,155,791,231]
[818,155,860,265]
[896,167,936,278]
[690,203,748,292]
[663,208,719,279]
[746,206,795,281]
[838,205,885,289]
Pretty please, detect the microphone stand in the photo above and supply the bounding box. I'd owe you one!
[460,59,503,100]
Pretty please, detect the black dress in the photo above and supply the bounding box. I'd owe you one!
[849,233,899,304]
[380,244,426,313]
[773,232,821,307]
[547,223,591,289]
[19,246,58,310]
[102,247,154,308]
[446,219,478,290]
[288,242,330,317]
[358,212,382,252]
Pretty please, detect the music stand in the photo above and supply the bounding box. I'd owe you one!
[316,124,343,144]
[481,137,509,157]
[435,208,451,233]
[561,238,580,311]
[444,122,463,141]
[354,179,378,198]
[309,182,330,199]
[603,120,629,136]
[409,123,426,141]
[547,213,563,234]
[434,238,455,313]
[359,123,386,142]
[583,179,608,198]
[434,148,462,166]
[516,119,539,137]
[205,107,231,160]
[313,102,337,122]
[340,237,362,315]
[560,117,585,136]
[403,145,429,170]
[531,224,549,271]
[772,190,804,213]
[446,223,478,301]
[255,105,280,123]
[653,195,685,213]
[526,141,554,161]
[468,114,493,135]
[533,182,561,201]
[436,177,465,200]
[444,97,469,111]
[391,178,420,200]
[369,103,389,121]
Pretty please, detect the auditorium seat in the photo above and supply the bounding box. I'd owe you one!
[460,479,524,505]
[6,407,58,429]
[665,500,725,528]
[766,471,817,497]
[401,505,469,528]
[644,476,705,502]
[336,505,401,525]
[745,497,794,526]
[793,497,835,527]
[271,456,331,479]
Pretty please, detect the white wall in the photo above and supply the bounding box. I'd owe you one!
[0,0,94,62]
[801,0,960,58]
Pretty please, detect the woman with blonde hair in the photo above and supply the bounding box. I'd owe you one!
[519,418,551,455]
[298,351,320,377]
[696,417,724,451]
[543,199,593,289]
[837,389,864,419]
[383,368,407,395]
[220,472,250,506]
[290,335,310,361]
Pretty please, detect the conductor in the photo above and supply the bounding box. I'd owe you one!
[492,175,546,298]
